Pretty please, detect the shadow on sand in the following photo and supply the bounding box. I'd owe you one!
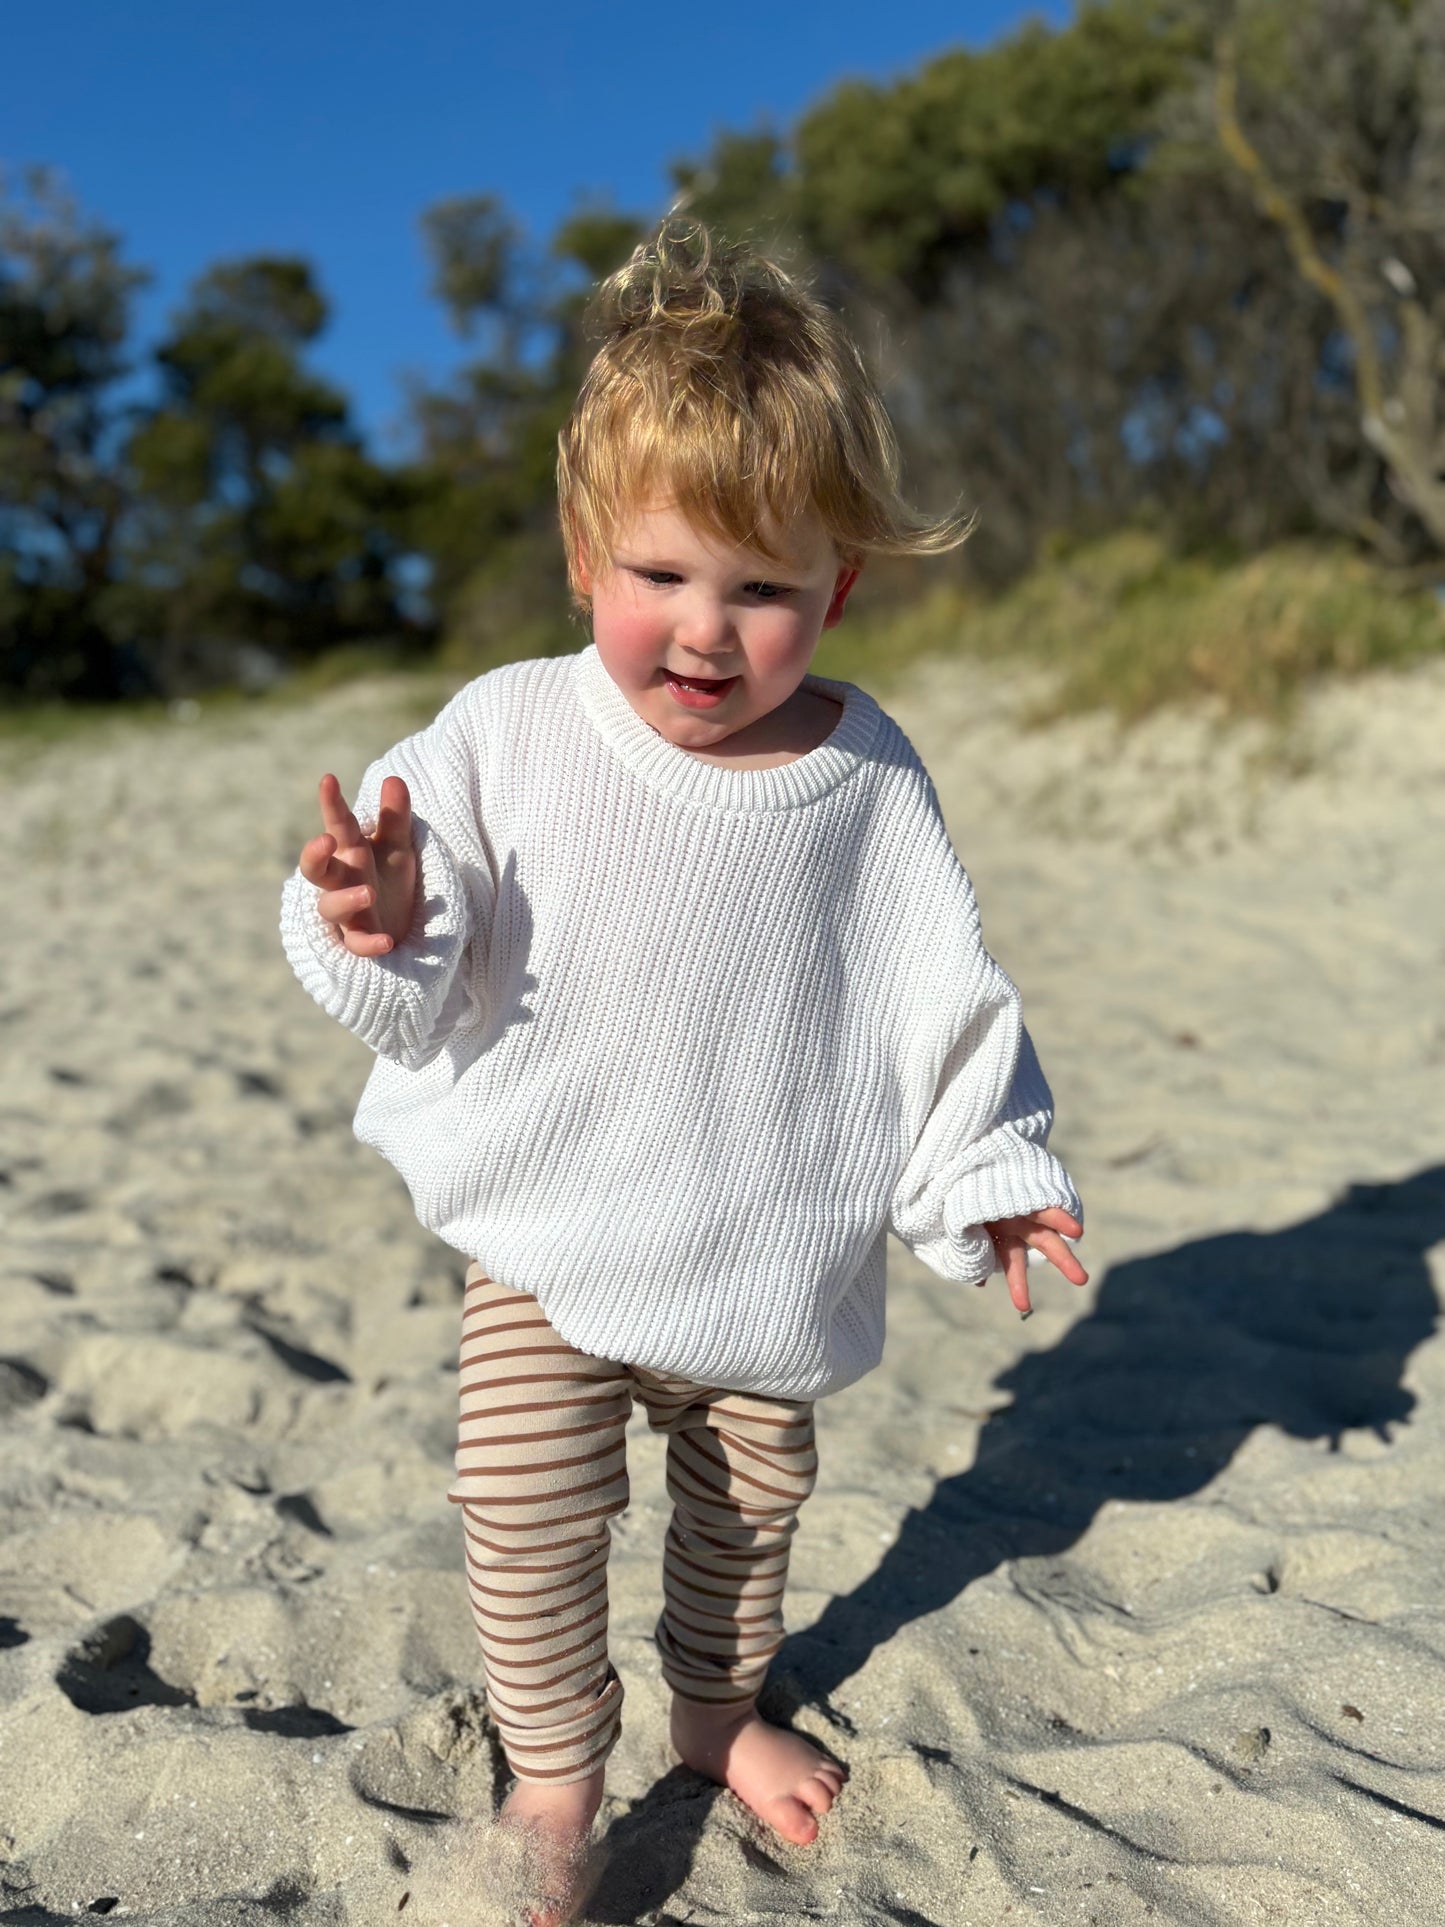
[586,1164,1444,1923]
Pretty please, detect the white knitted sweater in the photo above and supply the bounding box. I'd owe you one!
[279,644,1081,1399]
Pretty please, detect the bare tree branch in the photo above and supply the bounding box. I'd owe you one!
[1210,8,1445,552]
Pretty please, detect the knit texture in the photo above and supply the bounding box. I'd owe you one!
[279,644,1082,1399]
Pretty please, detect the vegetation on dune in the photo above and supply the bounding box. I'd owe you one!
[822,527,1445,721]
[4,0,1445,716]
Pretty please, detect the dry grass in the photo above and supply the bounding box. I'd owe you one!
[817,528,1445,722]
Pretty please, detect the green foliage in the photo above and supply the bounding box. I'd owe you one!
[0,168,151,696]
[120,253,425,679]
[404,194,644,662]
[670,131,798,255]
[786,0,1210,294]
[0,176,426,699]
[844,528,1445,722]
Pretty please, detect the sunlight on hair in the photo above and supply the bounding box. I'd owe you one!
[557,216,976,608]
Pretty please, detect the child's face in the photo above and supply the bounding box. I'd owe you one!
[580,499,859,752]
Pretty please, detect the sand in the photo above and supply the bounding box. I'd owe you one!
[3,647,1444,1925]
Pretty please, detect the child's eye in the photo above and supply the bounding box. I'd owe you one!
[745,582,793,600]
[634,569,680,588]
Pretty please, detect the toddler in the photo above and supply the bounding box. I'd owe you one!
[279,220,1085,1926]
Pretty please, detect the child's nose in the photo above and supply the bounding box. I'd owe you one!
[675,595,734,652]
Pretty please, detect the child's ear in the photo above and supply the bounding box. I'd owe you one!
[823,561,862,630]
[571,526,592,596]
[567,509,597,595]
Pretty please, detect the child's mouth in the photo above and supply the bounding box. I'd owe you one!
[663,671,739,710]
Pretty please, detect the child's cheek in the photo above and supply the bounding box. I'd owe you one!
[619,606,668,675]
[597,599,667,683]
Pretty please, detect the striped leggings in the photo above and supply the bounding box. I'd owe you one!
[445,1266,818,1784]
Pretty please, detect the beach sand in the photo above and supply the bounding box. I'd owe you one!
[3,649,1444,1924]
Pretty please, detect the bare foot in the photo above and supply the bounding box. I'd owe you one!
[499,1767,606,1927]
[670,1697,846,1845]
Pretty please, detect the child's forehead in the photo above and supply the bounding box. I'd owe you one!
[608,497,833,570]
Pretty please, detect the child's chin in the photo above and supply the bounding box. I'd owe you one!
[651,699,736,741]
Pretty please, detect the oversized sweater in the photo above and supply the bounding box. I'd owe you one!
[278,643,1082,1399]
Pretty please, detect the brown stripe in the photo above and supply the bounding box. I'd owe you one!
[664,1684,758,1707]
[664,1568,786,1612]
[665,1454,787,1520]
[457,1391,631,1421]
[662,1637,784,1680]
[482,1657,613,1714]
[454,1512,619,1548]
[666,1528,789,1559]
[663,1596,781,1631]
[713,1427,818,1467]
[455,1493,629,1544]
[481,1608,610,1661]
[454,1466,626,1507]
[459,1342,610,1371]
[469,1574,609,1629]
[669,1434,813,1505]
[665,1549,787,1590]
[505,1734,618,1782]
[458,1356,624,1386]
[463,1559,607,1600]
[455,1416,629,1449]
[692,1401,812,1432]
[460,1520,610,1567]
[453,1440,627,1479]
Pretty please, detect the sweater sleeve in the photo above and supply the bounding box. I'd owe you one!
[886,871,1082,1286]
[278,684,497,1070]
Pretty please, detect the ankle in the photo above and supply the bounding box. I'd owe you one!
[671,1692,753,1727]
[502,1763,606,1829]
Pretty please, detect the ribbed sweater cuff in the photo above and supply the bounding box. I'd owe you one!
[277,813,469,1059]
[942,1146,1082,1243]
[898,1142,1082,1285]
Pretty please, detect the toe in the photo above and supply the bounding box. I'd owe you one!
[797,1772,840,1816]
[766,1794,821,1845]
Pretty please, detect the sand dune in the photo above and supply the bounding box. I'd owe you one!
[3,651,1444,1924]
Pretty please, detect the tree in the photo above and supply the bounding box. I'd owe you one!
[122,255,423,683]
[0,168,149,696]
[663,0,1434,583]
[1163,0,1445,564]
[406,196,644,663]
[787,0,1210,300]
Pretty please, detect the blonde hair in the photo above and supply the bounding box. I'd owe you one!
[556,217,975,605]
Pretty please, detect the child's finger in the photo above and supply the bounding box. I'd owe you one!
[340,926,395,957]
[1001,1235,1033,1316]
[1025,1227,1089,1286]
[979,1226,1005,1287]
[374,775,412,851]
[1029,1207,1083,1239]
[299,833,347,890]
[317,884,377,926]
[318,773,364,850]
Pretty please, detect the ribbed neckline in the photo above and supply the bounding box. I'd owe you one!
[570,643,884,814]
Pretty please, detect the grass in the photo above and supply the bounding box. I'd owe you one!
[820,528,1445,724]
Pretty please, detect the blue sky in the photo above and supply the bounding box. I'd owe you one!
[9,2,1070,452]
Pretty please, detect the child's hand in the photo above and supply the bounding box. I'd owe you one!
[980,1208,1087,1318]
[298,772,417,957]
